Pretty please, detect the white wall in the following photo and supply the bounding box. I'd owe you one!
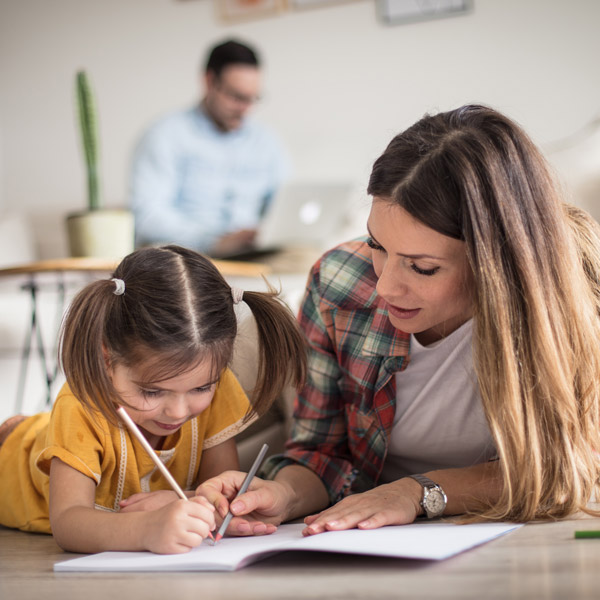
[1,0,600,258]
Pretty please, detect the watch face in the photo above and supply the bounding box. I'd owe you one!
[425,490,446,516]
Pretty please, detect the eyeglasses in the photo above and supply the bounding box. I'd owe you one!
[215,81,261,106]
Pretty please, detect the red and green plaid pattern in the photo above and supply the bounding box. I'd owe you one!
[262,239,410,503]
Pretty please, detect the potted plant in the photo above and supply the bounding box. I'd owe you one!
[66,70,134,259]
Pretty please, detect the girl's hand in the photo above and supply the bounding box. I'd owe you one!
[196,470,292,536]
[141,496,216,554]
[119,490,183,513]
[302,478,422,536]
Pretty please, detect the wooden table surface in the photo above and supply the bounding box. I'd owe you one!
[0,256,272,279]
[1,514,600,600]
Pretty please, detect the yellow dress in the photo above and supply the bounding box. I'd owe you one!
[0,368,253,533]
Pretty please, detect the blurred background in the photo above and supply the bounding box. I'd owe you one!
[1,0,599,257]
[1,0,599,417]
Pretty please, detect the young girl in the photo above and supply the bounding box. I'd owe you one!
[0,244,305,554]
[198,104,600,535]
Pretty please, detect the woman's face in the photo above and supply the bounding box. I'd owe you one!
[367,199,474,345]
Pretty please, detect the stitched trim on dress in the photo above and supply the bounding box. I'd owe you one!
[114,425,128,510]
[140,448,176,492]
[140,467,156,493]
[202,413,258,450]
[186,418,198,489]
[94,504,116,512]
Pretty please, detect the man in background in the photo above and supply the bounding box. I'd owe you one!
[129,39,289,257]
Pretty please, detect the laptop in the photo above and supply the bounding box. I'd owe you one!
[223,181,355,260]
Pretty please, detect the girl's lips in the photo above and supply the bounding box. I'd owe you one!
[153,421,184,431]
[387,304,421,320]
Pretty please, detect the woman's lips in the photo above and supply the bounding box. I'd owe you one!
[387,304,421,320]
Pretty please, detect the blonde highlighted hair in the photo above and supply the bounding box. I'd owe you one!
[368,105,600,521]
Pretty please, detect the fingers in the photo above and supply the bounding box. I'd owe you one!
[196,471,248,517]
[143,498,216,553]
[119,490,179,513]
[222,516,277,537]
[301,487,418,536]
[228,484,278,518]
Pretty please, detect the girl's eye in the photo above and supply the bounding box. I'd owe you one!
[410,263,440,276]
[194,385,214,394]
[141,389,161,398]
[366,237,384,252]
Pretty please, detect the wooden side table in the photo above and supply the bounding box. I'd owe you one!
[0,257,271,412]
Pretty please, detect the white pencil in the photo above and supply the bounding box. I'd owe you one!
[116,406,188,500]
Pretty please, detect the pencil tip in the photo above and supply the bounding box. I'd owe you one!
[215,533,223,542]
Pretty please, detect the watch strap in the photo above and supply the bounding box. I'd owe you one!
[408,474,447,518]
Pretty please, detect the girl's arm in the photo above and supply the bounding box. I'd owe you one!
[120,438,241,513]
[49,457,215,554]
[196,437,240,483]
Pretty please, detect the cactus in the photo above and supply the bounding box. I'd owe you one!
[76,70,101,211]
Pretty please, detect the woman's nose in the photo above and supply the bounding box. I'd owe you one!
[376,259,408,300]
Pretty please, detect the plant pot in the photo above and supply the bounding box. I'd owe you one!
[66,209,135,259]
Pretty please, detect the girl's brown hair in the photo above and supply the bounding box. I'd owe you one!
[368,104,600,522]
[60,245,306,425]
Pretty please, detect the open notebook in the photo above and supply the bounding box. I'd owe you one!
[54,521,520,572]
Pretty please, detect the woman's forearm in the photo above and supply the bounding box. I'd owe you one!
[273,464,330,521]
[422,461,502,516]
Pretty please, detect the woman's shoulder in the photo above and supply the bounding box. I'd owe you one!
[309,237,380,309]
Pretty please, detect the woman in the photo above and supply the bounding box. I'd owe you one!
[199,104,600,535]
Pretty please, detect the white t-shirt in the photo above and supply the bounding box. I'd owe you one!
[380,319,496,482]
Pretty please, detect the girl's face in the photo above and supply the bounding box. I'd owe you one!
[367,199,474,346]
[110,358,218,447]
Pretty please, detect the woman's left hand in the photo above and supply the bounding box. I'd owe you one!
[302,478,423,536]
[119,490,183,513]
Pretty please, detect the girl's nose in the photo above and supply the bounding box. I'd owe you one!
[164,395,188,420]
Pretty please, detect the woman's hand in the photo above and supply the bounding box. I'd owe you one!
[196,470,294,536]
[141,496,216,554]
[302,478,422,536]
[119,490,186,513]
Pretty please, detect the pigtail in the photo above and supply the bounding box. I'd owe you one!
[59,279,122,424]
[240,285,307,418]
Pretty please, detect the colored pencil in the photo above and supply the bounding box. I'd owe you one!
[574,530,600,539]
[214,442,269,543]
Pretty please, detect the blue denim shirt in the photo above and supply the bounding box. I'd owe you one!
[129,106,290,252]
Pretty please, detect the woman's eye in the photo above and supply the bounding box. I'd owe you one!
[366,237,384,252]
[410,263,440,276]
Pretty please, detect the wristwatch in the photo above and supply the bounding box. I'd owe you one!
[408,474,447,519]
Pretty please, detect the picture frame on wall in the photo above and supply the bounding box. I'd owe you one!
[291,0,362,9]
[376,0,473,26]
[217,0,288,22]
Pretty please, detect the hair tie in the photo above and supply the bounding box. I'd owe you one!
[111,278,125,296]
[231,286,244,305]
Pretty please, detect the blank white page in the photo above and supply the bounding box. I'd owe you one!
[54,521,520,572]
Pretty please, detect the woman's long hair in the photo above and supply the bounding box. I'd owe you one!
[368,104,600,521]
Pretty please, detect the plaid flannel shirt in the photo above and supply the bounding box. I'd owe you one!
[262,238,411,503]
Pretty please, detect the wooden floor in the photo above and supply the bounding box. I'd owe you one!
[2,513,600,600]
